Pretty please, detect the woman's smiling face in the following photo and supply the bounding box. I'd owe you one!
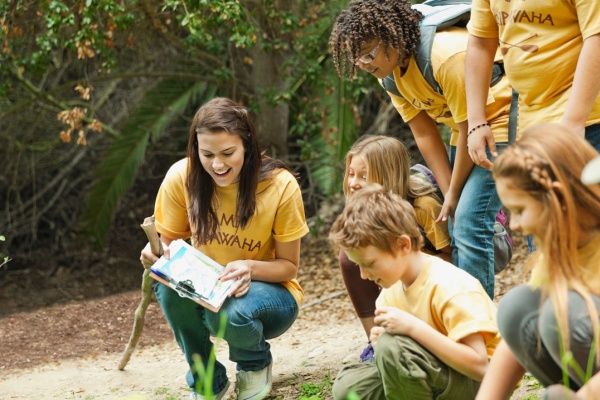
[197,131,245,187]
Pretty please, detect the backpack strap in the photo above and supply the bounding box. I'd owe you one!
[508,88,518,143]
[382,74,402,97]
[416,25,440,94]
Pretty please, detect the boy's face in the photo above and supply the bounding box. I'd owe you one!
[496,177,545,238]
[345,244,405,288]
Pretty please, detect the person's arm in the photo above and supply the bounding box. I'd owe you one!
[244,238,300,282]
[217,238,301,298]
[219,238,301,285]
[407,111,453,196]
[374,306,489,381]
[465,35,500,169]
[475,340,526,400]
[437,121,473,223]
[561,33,600,136]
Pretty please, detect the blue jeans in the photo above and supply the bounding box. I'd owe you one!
[155,280,298,392]
[448,143,507,299]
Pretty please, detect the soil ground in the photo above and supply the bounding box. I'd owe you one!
[0,233,544,400]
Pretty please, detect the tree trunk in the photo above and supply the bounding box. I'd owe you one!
[250,47,290,158]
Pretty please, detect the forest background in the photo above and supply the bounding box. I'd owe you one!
[0,2,547,399]
[0,0,428,277]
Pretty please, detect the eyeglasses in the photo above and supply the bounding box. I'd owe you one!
[353,41,382,66]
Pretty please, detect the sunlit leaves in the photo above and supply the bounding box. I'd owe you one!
[3,0,134,75]
[57,101,102,145]
[163,0,256,51]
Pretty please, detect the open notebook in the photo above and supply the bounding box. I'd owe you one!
[149,239,236,312]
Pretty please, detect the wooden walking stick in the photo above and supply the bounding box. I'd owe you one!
[118,216,164,370]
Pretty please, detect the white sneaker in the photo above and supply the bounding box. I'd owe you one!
[235,363,272,400]
[189,380,230,400]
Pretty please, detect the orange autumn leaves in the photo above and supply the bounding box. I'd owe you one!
[57,84,102,145]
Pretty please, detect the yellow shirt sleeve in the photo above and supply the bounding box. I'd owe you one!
[154,159,192,240]
[413,195,450,250]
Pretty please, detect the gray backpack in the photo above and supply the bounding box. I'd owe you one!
[411,163,514,274]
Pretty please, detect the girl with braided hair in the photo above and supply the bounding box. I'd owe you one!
[477,123,600,400]
[330,0,516,303]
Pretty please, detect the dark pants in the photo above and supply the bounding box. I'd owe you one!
[339,250,380,318]
[332,334,480,400]
[498,285,600,390]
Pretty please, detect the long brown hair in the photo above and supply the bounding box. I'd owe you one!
[186,97,289,245]
[493,123,600,360]
[330,0,423,78]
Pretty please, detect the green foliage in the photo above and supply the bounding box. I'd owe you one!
[1,0,134,79]
[84,80,217,244]
[523,374,542,389]
[162,0,256,51]
[291,70,366,196]
[192,312,228,399]
[2,0,385,252]
[153,387,170,395]
[298,372,333,400]
[554,329,596,400]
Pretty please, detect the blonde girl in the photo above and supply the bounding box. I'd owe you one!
[476,123,600,399]
[339,135,450,362]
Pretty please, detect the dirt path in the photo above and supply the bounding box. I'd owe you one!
[0,297,543,400]
[0,311,365,400]
[0,235,545,399]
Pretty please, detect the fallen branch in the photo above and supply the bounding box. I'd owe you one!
[118,216,163,370]
[300,290,346,310]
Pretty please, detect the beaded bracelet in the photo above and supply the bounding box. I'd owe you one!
[468,122,490,136]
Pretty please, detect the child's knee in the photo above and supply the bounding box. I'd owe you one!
[539,291,597,355]
[332,363,380,400]
[498,285,540,337]
[375,334,429,375]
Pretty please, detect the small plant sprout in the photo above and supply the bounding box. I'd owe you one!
[0,235,10,268]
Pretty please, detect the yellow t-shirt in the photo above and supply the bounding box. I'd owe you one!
[529,234,600,296]
[413,195,451,251]
[468,0,600,130]
[377,255,501,358]
[384,27,513,145]
[153,158,310,304]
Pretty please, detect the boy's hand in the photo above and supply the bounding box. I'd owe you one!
[374,306,422,336]
[369,326,385,345]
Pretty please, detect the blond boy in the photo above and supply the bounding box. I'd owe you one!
[329,185,500,400]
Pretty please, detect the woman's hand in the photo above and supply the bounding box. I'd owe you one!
[139,241,170,269]
[468,125,496,169]
[220,260,252,298]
